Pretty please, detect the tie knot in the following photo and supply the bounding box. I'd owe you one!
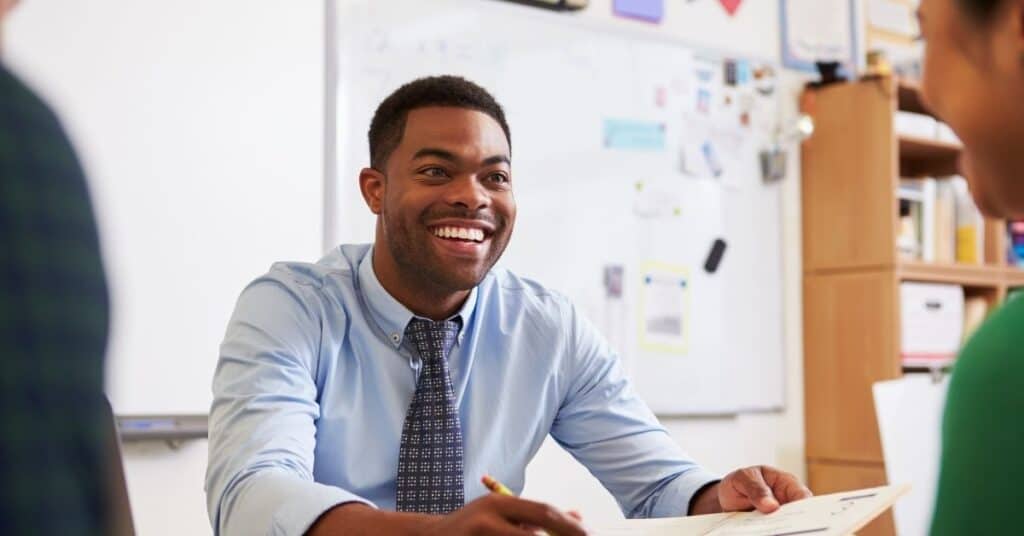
[405,318,461,362]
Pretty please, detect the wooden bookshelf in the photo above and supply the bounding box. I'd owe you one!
[801,76,1024,536]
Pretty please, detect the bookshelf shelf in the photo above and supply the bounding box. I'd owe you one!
[1004,267,1024,287]
[897,261,1003,287]
[898,135,962,177]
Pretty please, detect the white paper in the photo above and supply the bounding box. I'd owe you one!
[874,375,949,536]
[782,0,856,68]
[591,485,909,536]
[868,0,919,38]
[638,262,690,355]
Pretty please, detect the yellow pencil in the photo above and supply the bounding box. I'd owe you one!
[481,474,514,496]
[482,475,564,536]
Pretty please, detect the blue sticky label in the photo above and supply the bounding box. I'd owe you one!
[604,119,666,151]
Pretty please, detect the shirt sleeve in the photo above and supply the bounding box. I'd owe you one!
[549,303,720,519]
[205,275,375,536]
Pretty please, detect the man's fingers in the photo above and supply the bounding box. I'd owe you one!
[489,495,587,536]
[734,467,780,513]
[477,520,540,536]
[761,466,813,504]
[480,520,543,536]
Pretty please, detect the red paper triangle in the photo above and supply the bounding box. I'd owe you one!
[719,0,742,16]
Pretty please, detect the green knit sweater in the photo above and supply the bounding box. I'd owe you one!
[931,292,1024,535]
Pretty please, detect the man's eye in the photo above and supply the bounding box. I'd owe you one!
[422,167,449,178]
[487,173,510,185]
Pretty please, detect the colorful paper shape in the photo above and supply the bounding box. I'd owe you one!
[719,0,742,16]
[613,0,664,23]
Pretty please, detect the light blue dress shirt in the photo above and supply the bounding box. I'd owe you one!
[205,244,719,536]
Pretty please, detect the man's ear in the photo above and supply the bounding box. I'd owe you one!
[359,167,386,215]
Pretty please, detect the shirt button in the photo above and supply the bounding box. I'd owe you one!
[390,333,400,344]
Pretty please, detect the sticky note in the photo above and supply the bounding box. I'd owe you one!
[604,119,666,150]
[613,0,664,23]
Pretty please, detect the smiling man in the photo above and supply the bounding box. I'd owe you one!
[205,76,810,536]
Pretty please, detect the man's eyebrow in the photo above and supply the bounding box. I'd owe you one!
[412,148,458,162]
[411,148,510,167]
[482,155,511,167]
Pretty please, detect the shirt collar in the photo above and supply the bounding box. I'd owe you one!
[357,245,478,349]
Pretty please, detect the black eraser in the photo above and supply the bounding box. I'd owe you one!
[704,238,727,273]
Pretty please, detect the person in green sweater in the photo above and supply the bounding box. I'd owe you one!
[916,0,1024,533]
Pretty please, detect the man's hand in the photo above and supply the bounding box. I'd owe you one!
[307,494,587,536]
[421,493,586,536]
[690,465,812,515]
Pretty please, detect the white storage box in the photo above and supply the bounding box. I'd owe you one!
[900,282,964,366]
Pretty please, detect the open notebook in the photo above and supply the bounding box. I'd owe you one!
[592,484,909,536]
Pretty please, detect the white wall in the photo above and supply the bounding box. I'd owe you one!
[4,0,809,534]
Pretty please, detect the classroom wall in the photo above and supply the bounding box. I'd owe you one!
[5,1,808,534]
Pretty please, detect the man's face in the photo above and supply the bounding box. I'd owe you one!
[367,106,515,293]
[919,0,1024,218]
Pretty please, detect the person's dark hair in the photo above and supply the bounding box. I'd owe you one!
[367,75,511,170]
[957,0,1003,21]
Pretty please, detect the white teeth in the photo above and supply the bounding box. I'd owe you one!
[432,226,486,242]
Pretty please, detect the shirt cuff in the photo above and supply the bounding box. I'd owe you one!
[261,474,377,536]
[646,468,722,519]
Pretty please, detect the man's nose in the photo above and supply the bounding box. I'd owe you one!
[447,174,489,211]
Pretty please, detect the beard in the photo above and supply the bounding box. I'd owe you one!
[380,203,513,295]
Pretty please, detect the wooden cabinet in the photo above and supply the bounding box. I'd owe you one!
[801,77,1023,535]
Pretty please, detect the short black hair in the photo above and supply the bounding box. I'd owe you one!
[957,0,1004,21]
[367,75,512,170]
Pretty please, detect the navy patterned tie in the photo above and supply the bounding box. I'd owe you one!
[395,318,465,514]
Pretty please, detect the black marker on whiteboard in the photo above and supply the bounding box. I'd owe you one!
[704,239,727,274]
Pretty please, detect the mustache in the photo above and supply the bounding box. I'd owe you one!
[421,207,503,227]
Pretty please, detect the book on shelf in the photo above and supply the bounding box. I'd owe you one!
[933,180,957,263]
[962,295,989,344]
[896,177,983,264]
[953,177,984,264]
[897,179,933,261]
[1009,220,1024,268]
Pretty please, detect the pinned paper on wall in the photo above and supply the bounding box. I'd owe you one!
[702,140,723,178]
[638,262,690,355]
[603,119,666,150]
[780,0,859,74]
[633,179,683,219]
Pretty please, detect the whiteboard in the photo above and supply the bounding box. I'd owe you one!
[331,0,786,413]
[5,0,324,415]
